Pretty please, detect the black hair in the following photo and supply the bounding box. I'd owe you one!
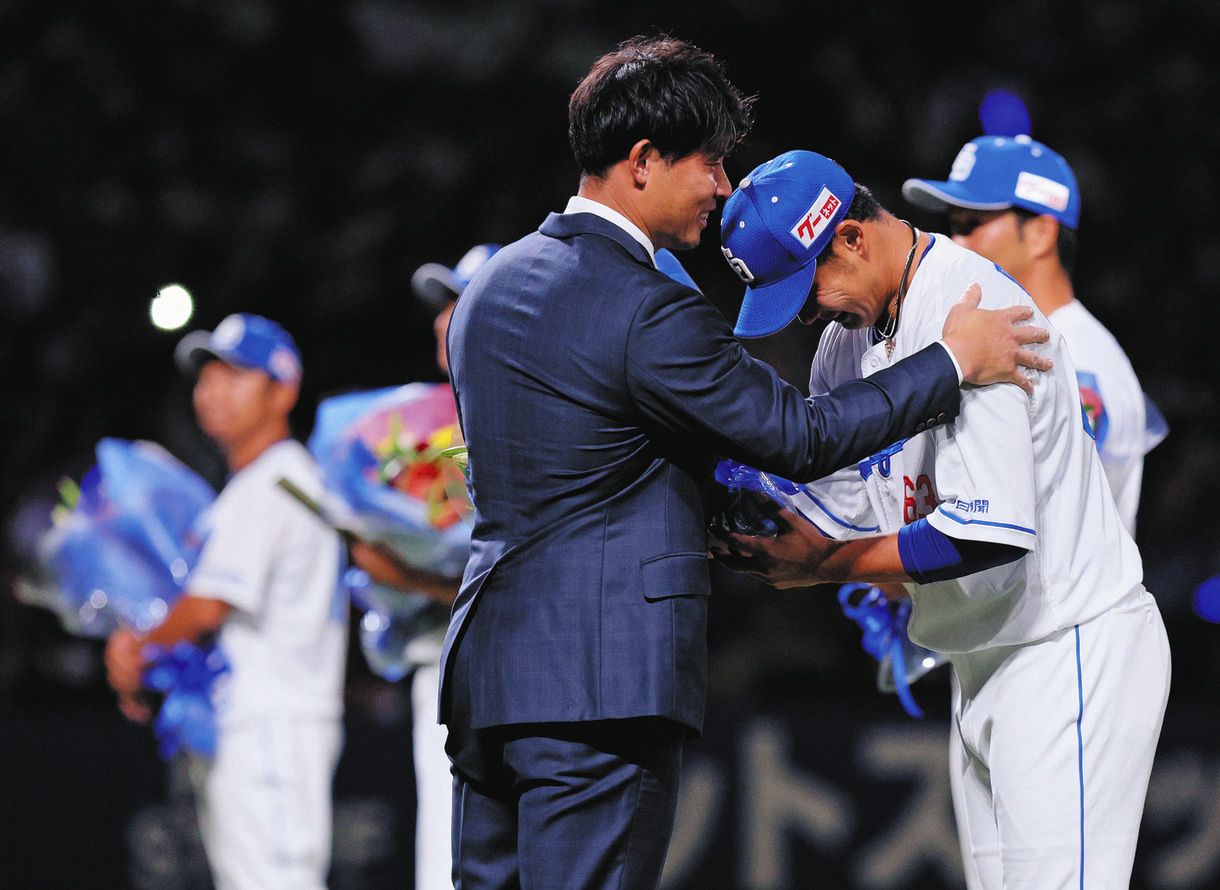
[568,35,755,177]
[816,183,884,262]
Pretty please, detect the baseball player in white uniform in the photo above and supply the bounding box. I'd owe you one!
[902,131,1167,536]
[344,243,500,890]
[106,313,348,890]
[711,150,1172,889]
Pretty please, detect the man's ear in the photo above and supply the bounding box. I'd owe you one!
[627,139,655,187]
[272,381,300,416]
[1024,214,1060,259]
[837,219,865,254]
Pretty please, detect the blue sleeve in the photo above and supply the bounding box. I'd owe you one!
[898,517,1024,583]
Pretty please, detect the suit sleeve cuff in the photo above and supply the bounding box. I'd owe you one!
[933,340,964,384]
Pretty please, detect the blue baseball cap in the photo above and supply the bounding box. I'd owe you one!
[175,313,302,383]
[720,150,855,338]
[411,243,502,313]
[902,134,1080,229]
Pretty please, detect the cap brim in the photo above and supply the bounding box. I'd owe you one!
[733,260,819,339]
[901,178,1013,214]
[173,330,219,378]
[411,263,460,313]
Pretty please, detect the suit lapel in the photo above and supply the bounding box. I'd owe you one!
[540,212,656,269]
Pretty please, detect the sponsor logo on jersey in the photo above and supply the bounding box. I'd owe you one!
[790,188,842,249]
[952,497,990,514]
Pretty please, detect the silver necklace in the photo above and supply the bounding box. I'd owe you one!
[875,221,919,357]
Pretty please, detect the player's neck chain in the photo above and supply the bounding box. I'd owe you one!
[874,221,919,358]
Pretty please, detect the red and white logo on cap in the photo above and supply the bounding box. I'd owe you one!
[790,188,842,249]
[1015,171,1070,212]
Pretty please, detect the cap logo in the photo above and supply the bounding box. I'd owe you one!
[1014,171,1070,212]
[949,143,978,182]
[212,315,245,350]
[720,245,755,283]
[790,188,841,249]
[269,348,301,382]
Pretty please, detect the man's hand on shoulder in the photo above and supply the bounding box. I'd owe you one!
[941,283,1052,396]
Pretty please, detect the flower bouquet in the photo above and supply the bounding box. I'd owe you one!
[31,437,228,755]
[710,457,946,718]
[307,382,473,680]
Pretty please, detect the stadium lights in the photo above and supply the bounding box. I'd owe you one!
[150,283,194,331]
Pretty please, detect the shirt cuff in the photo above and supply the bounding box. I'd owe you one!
[934,339,964,384]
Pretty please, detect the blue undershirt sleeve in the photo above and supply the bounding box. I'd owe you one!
[897,518,1024,583]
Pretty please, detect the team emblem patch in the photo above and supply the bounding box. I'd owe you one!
[1077,371,1108,447]
[790,188,842,249]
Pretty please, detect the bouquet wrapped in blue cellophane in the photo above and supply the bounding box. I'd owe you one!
[308,382,472,680]
[709,457,946,718]
[34,437,228,756]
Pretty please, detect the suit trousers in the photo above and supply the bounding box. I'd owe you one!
[451,718,684,890]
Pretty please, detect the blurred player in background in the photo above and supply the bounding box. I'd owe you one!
[903,90,1167,536]
[712,150,1171,889]
[105,313,348,890]
[348,243,500,890]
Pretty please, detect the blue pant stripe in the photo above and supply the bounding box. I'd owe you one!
[1075,624,1085,890]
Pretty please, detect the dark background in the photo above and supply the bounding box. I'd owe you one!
[2,2,1218,887]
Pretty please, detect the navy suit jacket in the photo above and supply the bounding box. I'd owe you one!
[441,211,959,737]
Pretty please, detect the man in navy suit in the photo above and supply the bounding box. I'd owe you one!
[442,35,1051,888]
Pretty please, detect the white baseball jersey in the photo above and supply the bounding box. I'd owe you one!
[799,235,1170,888]
[1050,299,1165,536]
[189,438,348,727]
[806,235,1144,654]
[185,438,348,889]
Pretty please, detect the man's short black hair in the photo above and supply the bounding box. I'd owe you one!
[568,35,754,177]
[817,184,884,262]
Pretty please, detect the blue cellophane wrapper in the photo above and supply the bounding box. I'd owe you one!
[711,457,946,717]
[308,383,471,680]
[142,641,230,758]
[36,438,226,756]
[38,438,215,637]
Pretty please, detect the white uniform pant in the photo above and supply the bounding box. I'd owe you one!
[949,590,1170,889]
[412,659,453,890]
[189,717,342,890]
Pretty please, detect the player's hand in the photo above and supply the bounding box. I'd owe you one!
[941,282,1052,395]
[117,691,153,724]
[104,627,147,698]
[708,508,838,588]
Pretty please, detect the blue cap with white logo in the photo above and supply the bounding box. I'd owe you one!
[902,134,1080,229]
[175,313,302,383]
[411,243,502,313]
[720,150,855,339]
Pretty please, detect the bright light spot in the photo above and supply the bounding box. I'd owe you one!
[89,589,108,610]
[150,283,194,330]
[921,656,939,670]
